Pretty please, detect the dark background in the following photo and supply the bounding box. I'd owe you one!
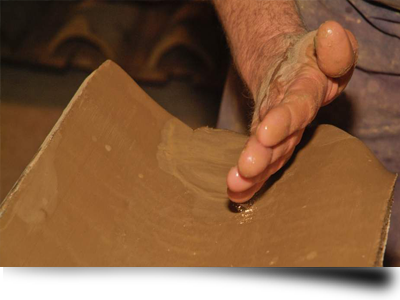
[1,0,230,201]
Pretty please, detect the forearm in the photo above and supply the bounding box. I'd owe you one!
[213,0,306,97]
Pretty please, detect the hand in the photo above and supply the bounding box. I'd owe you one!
[227,21,358,203]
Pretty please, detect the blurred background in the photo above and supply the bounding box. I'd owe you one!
[1,0,399,266]
[1,0,233,202]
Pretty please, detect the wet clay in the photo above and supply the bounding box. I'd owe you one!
[157,119,247,202]
[0,61,396,266]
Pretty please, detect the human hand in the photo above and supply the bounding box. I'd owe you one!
[227,21,358,203]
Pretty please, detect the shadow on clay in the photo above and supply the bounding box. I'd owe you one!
[227,77,356,211]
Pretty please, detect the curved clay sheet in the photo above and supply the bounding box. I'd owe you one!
[0,61,396,267]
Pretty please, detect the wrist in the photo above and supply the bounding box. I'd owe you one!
[240,31,306,100]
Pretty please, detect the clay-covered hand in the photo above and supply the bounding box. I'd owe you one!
[227,21,358,203]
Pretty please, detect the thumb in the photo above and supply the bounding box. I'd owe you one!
[315,21,357,78]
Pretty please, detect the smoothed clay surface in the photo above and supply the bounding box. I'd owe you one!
[0,61,396,266]
[158,119,247,202]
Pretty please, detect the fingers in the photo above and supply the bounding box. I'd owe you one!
[255,76,322,147]
[315,21,355,78]
[270,129,304,164]
[320,28,359,106]
[228,130,302,194]
[322,77,338,106]
[345,29,359,62]
[228,21,359,203]
[228,149,295,203]
[227,181,264,203]
[336,29,359,95]
[237,136,272,178]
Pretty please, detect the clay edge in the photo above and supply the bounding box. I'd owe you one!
[374,174,399,267]
[0,60,115,220]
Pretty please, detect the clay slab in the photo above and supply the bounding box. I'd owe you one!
[0,61,396,266]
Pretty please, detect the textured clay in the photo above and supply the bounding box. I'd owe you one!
[0,61,396,267]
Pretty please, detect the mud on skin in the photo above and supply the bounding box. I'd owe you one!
[228,21,359,203]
